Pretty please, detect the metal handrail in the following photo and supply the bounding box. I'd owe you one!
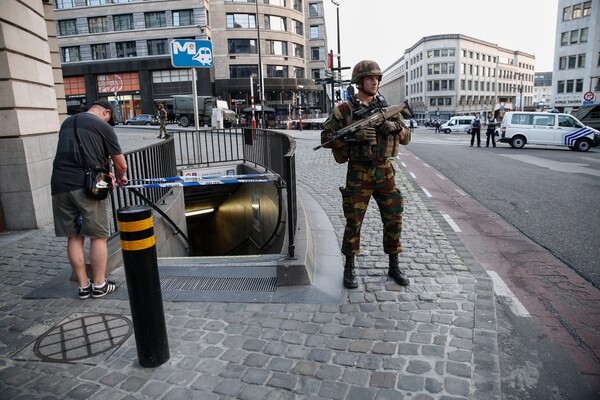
[111,128,297,257]
[108,137,177,236]
[173,127,297,257]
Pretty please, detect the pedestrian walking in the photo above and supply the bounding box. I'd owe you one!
[320,60,411,289]
[409,119,415,132]
[434,119,441,133]
[486,112,497,148]
[157,103,168,139]
[50,100,128,299]
[470,114,481,147]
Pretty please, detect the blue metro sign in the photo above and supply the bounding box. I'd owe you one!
[170,40,213,68]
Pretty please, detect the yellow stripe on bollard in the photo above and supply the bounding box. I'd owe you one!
[118,218,154,232]
[120,236,156,251]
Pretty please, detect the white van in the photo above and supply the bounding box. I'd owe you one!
[499,111,600,151]
[440,116,475,134]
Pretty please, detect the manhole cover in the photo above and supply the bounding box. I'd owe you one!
[32,313,132,363]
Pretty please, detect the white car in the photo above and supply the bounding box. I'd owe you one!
[499,111,600,151]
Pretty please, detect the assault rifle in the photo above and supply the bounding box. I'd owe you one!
[314,101,412,151]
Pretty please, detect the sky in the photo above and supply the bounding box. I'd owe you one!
[322,0,559,80]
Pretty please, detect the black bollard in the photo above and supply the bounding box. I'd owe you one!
[117,205,169,368]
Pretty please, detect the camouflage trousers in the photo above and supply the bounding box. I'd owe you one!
[159,121,167,136]
[339,159,404,256]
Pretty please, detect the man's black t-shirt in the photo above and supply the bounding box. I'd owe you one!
[51,112,122,195]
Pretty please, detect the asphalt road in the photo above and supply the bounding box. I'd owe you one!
[407,128,600,289]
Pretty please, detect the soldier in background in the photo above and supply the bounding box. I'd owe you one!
[157,103,168,139]
[320,60,411,289]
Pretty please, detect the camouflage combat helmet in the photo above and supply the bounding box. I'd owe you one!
[351,60,383,84]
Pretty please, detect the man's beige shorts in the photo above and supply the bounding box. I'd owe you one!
[52,189,111,238]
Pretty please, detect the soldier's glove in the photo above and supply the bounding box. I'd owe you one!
[354,127,377,142]
[379,120,403,136]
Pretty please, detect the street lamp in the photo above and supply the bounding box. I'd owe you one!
[331,0,341,111]
[255,0,266,127]
[518,73,524,112]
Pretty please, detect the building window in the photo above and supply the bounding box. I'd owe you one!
[88,17,108,33]
[173,10,194,26]
[309,25,319,39]
[267,65,288,78]
[308,3,320,17]
[229,65,258,78]
[113,14,133,31]
[226,13,256,28]
[580,27,589,42]
[572,3,582,18]
[145,12,167,28]
[147,39,168,55]
[583,1,591,16]
[228,39,257,54]
[61,46,80,62]
[225,0,257,2]
[58,19,77,36]
[87,0,109,5]
[267,40,288,56]
[578,54,586,68]
[292,20,303,35]
[570,30,579,44]
[265,15,286,31]
[116,41,137,58]
[294,67,304,79]
[293,0,302,12]
[91,43,110,60]
[265,0,285,6]
[311,47,320,61]
[56,0,76,8]
[293,43,304,58]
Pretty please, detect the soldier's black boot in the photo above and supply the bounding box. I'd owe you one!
[343,256,358,289]
[388,253,409,286]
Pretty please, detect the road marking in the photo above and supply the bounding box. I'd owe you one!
[455,188,468,196]
[409,172,417,179]
[435,173,446,180]
[499,154,600,177]
[486,270,531,318]
[400,162,407,167]
[441,213,461,232]
[422,187,432,198]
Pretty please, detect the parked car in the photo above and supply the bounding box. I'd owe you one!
[499,111,600,151]
[125,114,159,126]
[440,116,475,134]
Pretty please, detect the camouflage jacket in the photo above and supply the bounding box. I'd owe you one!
[320,98,410,163]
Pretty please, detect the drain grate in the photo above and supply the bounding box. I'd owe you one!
[110,274,277,292]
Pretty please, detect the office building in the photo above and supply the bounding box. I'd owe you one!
[552,0,599,112]
[54,0,329,123]
[379,34,535,123]
[533,72,553,110]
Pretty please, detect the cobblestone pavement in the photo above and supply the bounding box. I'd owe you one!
[0,129,500,399]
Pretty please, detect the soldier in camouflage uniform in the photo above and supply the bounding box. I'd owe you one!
[321,60,411,289]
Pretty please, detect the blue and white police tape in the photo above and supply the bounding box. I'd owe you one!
[129,173,276,183]
[120,173,278,189]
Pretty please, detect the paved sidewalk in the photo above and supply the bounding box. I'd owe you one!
[0,129,501,399]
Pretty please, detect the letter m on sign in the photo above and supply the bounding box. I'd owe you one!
[172,41,195,55]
